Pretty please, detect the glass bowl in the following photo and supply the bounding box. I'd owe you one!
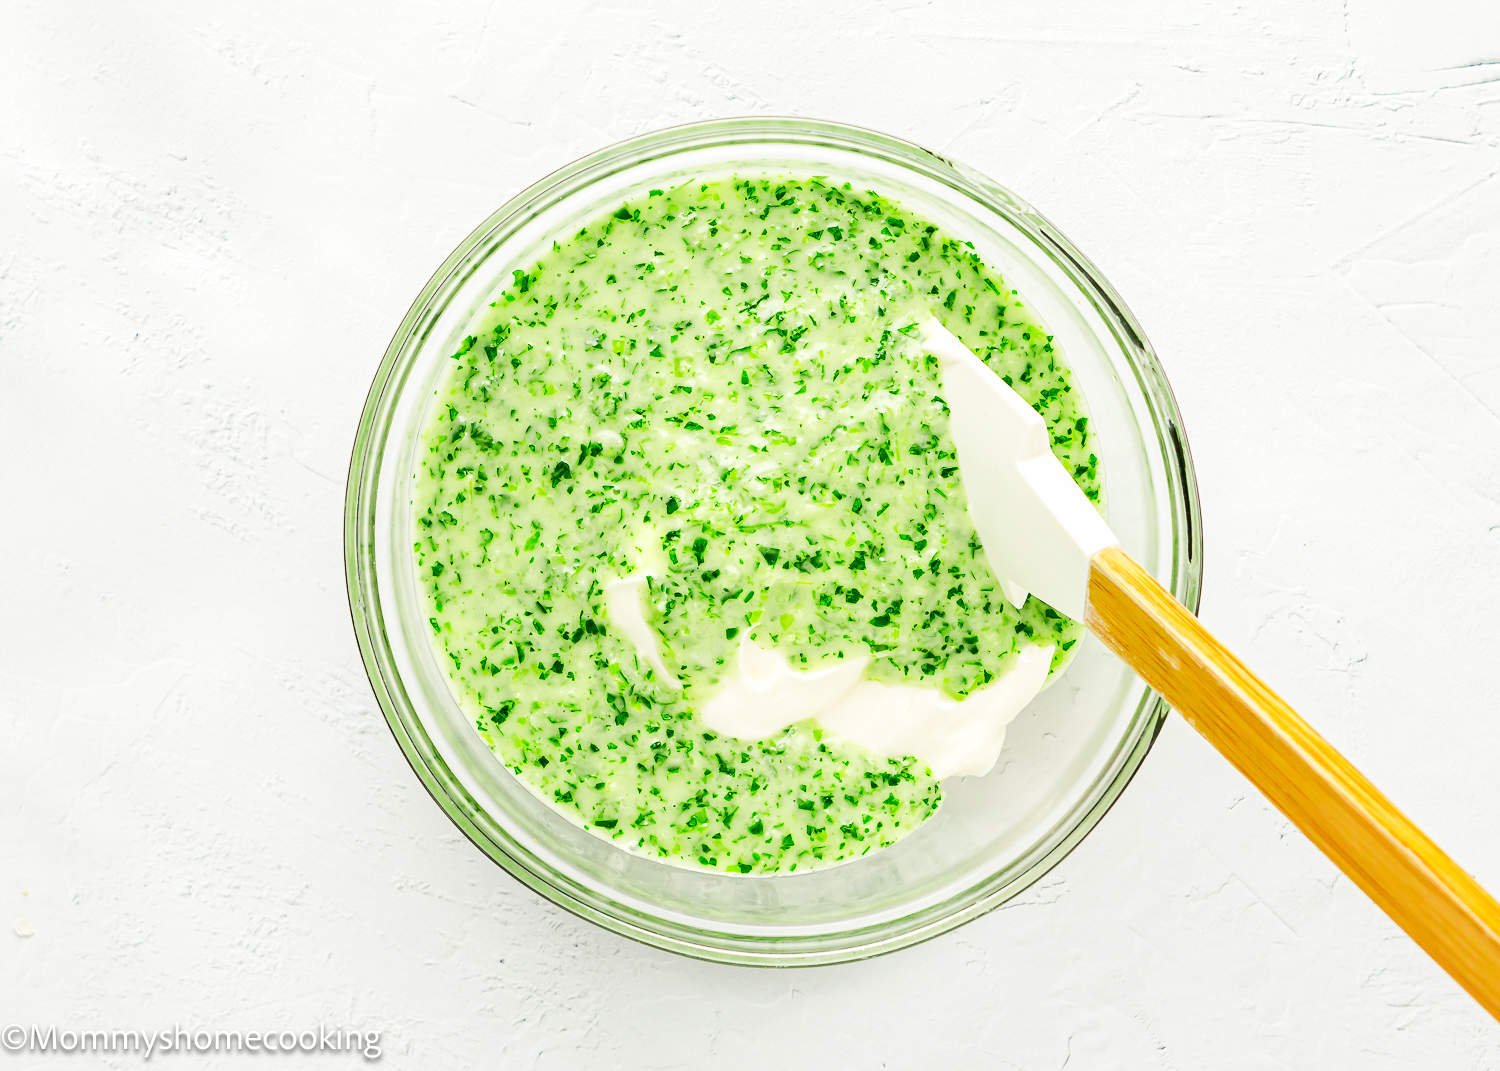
[345,117,1202,965]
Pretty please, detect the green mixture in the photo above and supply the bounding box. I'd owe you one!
[413,176,1099,873]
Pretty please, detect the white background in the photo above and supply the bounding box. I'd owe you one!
[4,0,1500,1066]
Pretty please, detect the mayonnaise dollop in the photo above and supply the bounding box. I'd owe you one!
[605,579,1052,778]
[602,575,679,689]
[701,640,1053,778]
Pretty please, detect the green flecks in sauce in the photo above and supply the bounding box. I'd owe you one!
[414,176,1099,874]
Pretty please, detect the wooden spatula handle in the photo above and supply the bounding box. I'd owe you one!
[1087,545,1500,1017]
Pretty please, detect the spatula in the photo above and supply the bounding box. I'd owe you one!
[922,318,1500,1017]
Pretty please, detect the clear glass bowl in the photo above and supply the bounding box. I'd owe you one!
[345,117,1202,965]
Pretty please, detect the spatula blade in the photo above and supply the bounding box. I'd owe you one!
[921,318,1119,621]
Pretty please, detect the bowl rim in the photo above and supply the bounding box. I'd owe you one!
[345,114,1204,966]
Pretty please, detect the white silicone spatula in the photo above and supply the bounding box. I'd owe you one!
[920,319,1500,1018]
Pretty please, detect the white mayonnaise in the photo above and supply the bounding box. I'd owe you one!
[602,575,679,690]
[701,640,1053,778]
[604,579,1051,777]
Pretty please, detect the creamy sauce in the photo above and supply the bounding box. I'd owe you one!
[414,176,1099,873]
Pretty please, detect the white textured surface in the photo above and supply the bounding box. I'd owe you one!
[3,1,1499,1065]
